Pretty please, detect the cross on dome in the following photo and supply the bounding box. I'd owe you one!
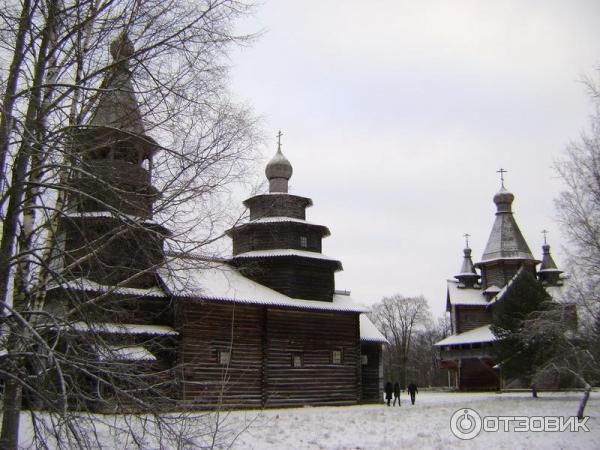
[496,168,508,188]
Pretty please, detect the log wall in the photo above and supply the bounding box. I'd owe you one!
[176,301,361,408]
[264,308,359,407]
[231,223,324,254]
[455,306,491,333]
[481,261,537,290]
[176,302,264,409]
[360,342,382,403]
[245,194,311,220]
[236,257,336,301]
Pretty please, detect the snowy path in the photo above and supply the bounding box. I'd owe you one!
[225,391,599,450]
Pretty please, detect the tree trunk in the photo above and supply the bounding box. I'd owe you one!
[577,383,591,420]
[0,366,23,449]
[400,356,408,387]
[0,0,33,187]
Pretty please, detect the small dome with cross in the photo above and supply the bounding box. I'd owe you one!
[265,131,293,193]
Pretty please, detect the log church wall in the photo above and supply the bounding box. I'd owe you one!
[175,301,361,408]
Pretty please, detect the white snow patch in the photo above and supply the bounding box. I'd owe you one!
[360,314,388,343]
[447,279,488,306]
[233,248,341,264]
[49,278,166,298]
[435,324,496,346]
[160,257,365,313]
[97,345,156,361]
[68,322,178,336]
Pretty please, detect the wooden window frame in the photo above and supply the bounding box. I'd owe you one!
[299,236,308,248]
[291,352,303,368]
[332,349,343,365]
[218,350,231,366]
[361,354,368,365]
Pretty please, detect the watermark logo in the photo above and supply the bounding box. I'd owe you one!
[450,408,590,440]
[450,408,482,440]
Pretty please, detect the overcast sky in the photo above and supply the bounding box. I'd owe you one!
[226,0,600,319]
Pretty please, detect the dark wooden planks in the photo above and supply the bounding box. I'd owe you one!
[360,342,382,403]
[176,301,362,408]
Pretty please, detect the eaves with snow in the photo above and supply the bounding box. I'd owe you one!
[434,324,496,346]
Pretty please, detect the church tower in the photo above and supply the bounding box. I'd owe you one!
[227,134,342,301]
[537,233,563,286]
[454,235,480,289]
[475,178,539,289]
[60,34,169,288]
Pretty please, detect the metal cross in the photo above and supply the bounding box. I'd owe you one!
[541,229,548,245]
[464,233,471,248]
[497,168,507,187]
[277,130,283,151]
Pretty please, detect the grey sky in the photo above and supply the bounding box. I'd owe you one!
[227,0,600,318]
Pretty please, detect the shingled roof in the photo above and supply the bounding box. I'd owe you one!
[477,187,537,265]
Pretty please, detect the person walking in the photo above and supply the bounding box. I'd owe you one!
[384,381,393,406]
[393,382,401,406]
[407,382,418,405]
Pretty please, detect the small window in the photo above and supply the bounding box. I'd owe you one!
[361,354,368,365]
[332,350,342,364]
[291,353,303,368]
[218,350,231,365]
[300,236,308,248]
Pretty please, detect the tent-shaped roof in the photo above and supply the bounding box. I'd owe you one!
[478,187,537,265]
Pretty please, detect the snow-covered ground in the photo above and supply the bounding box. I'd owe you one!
[226,391,598,450]
[16,391,598,449]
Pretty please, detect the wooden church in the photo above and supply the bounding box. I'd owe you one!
[435,179,569,390]
[44,36,386,411]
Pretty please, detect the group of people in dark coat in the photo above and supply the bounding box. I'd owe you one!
[384,381,418,406]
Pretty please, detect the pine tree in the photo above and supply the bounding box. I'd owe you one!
[491,269,557,391]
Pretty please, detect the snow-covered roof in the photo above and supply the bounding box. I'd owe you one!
[486,267,524,307]
[478,189,537,264]
[98,345,156,361]
[447,280,488,307]
[64,211,162,226]
[250,216,315,225]
[243,217,331,236]
[68,322,178,335]
[244,192,313,207]
[233,249,341,265]
[49,278,166,298]
[160,256,365,313]
[483,285,501,294]
[360,315,388,343]
[435,324,496,346]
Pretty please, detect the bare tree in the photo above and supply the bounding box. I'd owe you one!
[555,71,600,315]
[371,295,431,386]
[516,304,595,418]
[410,316,451,387]
[549,69,600,419]
[0,0,259,447]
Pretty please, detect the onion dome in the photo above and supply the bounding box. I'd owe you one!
[493,187,515,213]
[265,145,293,193]
[455,246,480,288]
